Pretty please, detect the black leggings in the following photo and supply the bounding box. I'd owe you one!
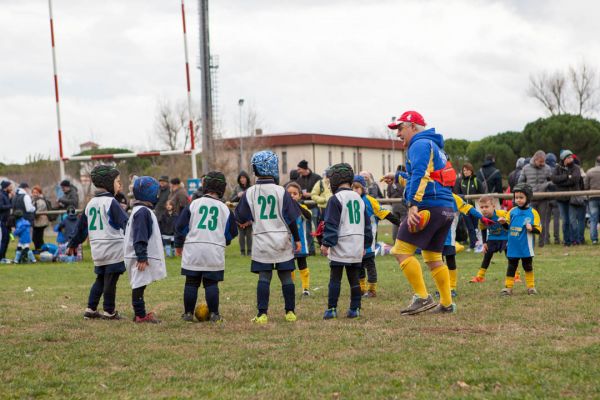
[88,272,120,313]
[506,257,533,277]
[296,256,307,270]
[32,226,46,250]
[445,254,456,271]
[328,265,361,310]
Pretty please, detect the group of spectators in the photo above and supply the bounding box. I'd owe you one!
[454,151,600,248]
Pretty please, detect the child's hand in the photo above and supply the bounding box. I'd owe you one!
[481,217,495,226]
[238,221,252,229]
[136,260,149,271]
[66,247,76,256]
[175,247,183,257]
[525,223,533,232]
[482,243,488,254]
[498,217,506,224]
[294,241,301,253]
[320,245,329,256]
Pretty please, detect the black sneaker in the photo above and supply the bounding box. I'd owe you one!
[83,308,101,319]
[400,294,437,315]
[181,312,194,322]
[102,310,122,320]
[429,303,456,314]
[209,312,222,323]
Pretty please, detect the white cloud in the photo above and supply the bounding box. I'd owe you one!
[1,0,599,164]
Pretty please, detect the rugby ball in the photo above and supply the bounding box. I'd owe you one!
[194,303,210,322]
[408,210,431,233]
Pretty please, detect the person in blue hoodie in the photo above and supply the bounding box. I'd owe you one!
[13,209,36,263]
[55,206,82,261]
[387,110,457,315]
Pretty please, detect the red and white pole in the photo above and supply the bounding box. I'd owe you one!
[181,0,198,179]
[48,0,66,180]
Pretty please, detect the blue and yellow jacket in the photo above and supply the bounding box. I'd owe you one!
[403,128,455,209]
[292,203,312,257]
[445,194,482,246]
[478,209,509,241]
[506,206,541,258]
[362,194,393,257]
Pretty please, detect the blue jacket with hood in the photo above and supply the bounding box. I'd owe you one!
[403,128,455,209]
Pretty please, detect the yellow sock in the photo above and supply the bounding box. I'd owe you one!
[431,265,452,307]
[299,268,310,290]
[448,269,457,290]
[505,276,515,288]
[477,268,487,278]
[525,271,535,288]
[367,282,377,294]
[291,270,296,281]
[399,256,428,298]
[359,278,367,293]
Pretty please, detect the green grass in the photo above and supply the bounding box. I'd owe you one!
[1,232,599,399]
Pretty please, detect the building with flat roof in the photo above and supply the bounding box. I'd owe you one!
[214,132,404,189]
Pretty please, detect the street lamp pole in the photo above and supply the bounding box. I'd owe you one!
[238,99,245,171]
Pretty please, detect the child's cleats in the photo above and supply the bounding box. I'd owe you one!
[451,289,457,298]
[363,291,376,298]
[285,311,297,322]
[134,312,161,324]
[251,314,268,324]
[469,276,485,283]
[323,308,337,320]
[500,288,513,296]
[181,312,194,322]
[400,294,437,315]
[346,308,360,319]
[83,308,102,319]
[430,303,456,314]
[302,289,311,296]
[102,310,122,320]
[209,312,222,323]
[527,287,538,295]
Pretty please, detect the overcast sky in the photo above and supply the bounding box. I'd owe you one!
[1,0,599,164]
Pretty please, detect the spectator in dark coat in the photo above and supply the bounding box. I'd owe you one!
[0,180,13,261]
[455,163,485,250]
[545,153,561,244]
[154,176,170,221]
[508,157,526,191]
[230,171,253,256]
[168,177,190,215]
[57,180,79,209]
[476,155,503,194]
[551,150,582,246]
[382,166,407,240]
[295,160,321,255]
[360,171,383,198]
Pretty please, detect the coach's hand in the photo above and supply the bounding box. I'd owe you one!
[136,260,149,271]
[320,245,329,256]
[407,206,420,228]
[294,241,301,253]
[481,217,495,226]
[482,243,488,254]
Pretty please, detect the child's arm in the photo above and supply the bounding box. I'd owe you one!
[282,192,301,249]
[363,206,373,251]
[526,209,542,234]
[368,195,400,225]
[108,199,129,230]
[322,197,341,249]
[132,207,153,270]
[67,213,88,249]
[299,204,312,221]
[224,211,238,246]
[173,206,191,250]
[234,192,253,226]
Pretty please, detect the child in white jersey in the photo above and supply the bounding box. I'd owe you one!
[175,171,238,322]
[321,163,373,319]
[68,165,129,320]
[124,176,167,323]
[235,150,302,324]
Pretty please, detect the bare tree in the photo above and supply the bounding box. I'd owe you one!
[155,100,182,150]
[549,72,568,114]
[569,63,599,116]
[528,72,557,115]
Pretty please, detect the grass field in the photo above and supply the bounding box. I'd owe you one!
[1,231,600,399]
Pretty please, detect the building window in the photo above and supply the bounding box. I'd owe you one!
[282,151,287,175]
[388,154,391,172]
[328,150,332,166]
[358,152,363,171]
[353,152,357,171]
[382,154,386,175]
[341,151,344,163]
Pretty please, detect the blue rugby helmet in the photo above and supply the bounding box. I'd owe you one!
[352,174,366,188]
[133,176,160,204]
[251,150,279,179]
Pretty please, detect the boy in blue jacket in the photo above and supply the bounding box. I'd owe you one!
[13,209,36,263]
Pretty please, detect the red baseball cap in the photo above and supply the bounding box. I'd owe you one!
[388,111,427,129]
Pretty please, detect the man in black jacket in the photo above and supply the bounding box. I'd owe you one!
[154,176,170,221]
[0,181,14,262]
[477,155,503,195]
[295,160,321,255]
